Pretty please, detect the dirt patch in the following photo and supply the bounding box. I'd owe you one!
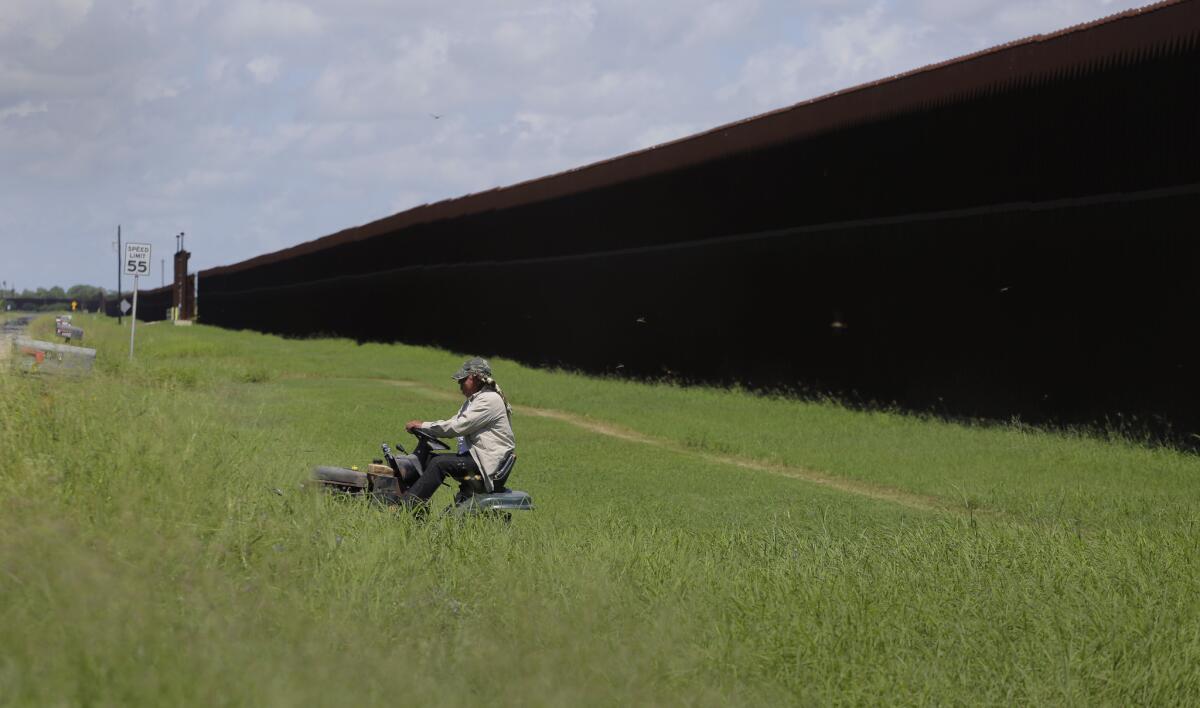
[518,406,956,513]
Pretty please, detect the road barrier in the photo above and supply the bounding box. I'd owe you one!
[11,337,96,375]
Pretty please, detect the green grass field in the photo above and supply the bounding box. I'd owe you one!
[2,314,1198,705]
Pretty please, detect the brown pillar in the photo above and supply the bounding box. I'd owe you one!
[173,249,194,320]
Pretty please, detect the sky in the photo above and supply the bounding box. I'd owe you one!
[0,0,1151,291]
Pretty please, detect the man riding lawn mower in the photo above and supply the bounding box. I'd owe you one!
[311,357,533,519]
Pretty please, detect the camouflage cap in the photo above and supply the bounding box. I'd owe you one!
[451,356,492,381]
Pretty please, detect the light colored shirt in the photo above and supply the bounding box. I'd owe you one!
[420,390,515,480]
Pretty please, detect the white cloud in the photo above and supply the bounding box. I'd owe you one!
[684,0,761,45]
[133,75,187,103]
[912,0,1138,49]
[246,55,282,84]
[161,168,252,197]
[218,1,323,39]
[0,100,48,121]
[990,0,1123,37]
[599,0,754,46]
[915,0,997,23]
[393,28,452,93]
[206,57,232,83]
[822,3,932,80]
[310,28,459,119]
[523,69,667,112]
[718,43,811,106]
[0,0,94,50]
[719,3,934,108]
[490,2,598,63]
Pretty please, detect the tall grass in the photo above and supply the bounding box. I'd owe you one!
[2,314,1198,705]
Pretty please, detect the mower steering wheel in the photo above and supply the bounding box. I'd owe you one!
[411,427,451,451]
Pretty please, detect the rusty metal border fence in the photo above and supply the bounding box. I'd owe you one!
[134,1,1200,443]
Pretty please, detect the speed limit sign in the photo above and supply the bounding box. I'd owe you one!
[123,241,151,360]
[124,242,151,276]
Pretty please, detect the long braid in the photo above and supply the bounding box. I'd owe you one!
[479,374,512,419]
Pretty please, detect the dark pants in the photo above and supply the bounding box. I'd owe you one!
[406,453,479,501]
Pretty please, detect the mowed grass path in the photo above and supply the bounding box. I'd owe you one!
[2,314,1198,705]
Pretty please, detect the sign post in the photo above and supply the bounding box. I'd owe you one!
[124,242,151,360]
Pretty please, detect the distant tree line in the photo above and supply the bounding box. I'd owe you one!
[0,283,113,312]
[0,282,112,299]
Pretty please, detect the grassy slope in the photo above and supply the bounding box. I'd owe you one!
[1,314,1198,706]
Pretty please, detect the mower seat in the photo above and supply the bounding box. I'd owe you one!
[452,453,533,516]
[457,452,517,494]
